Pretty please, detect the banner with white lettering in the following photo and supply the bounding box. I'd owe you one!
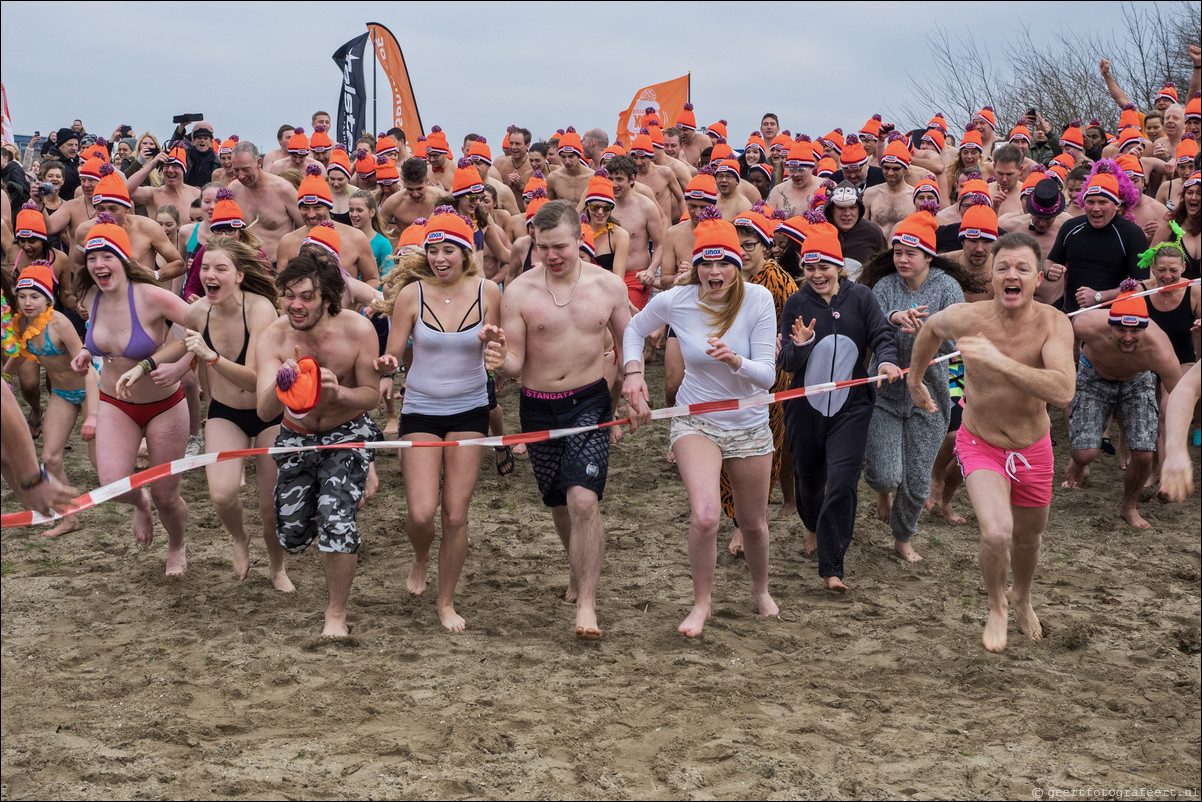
[332,33,370,149]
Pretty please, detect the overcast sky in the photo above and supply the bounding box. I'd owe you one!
[0,1,1174,153]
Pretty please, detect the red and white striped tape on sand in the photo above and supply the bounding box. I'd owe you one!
[4,279,1196,530]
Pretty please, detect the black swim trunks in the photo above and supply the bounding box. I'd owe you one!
[519,379,612,507]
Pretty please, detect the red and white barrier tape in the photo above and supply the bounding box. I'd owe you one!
[5,279,1196,530]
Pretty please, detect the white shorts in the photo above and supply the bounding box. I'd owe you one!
[670,415,774,460]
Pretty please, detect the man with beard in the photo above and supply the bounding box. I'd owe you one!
[1062,284,1181,529]
[257,250,383,638]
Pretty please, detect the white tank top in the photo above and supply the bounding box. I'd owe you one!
[402,280,489,415]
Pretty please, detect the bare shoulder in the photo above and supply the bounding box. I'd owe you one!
[245,293,279,326]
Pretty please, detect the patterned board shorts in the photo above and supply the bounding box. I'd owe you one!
[272,414,381,555]
[1069,360,1157,452]
[519,380,612,508]
[670,414,774,460]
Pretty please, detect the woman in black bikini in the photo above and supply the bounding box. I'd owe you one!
[1151,170,1200,280]
[125,236,293,591]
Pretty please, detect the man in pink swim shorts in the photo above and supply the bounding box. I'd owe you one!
[908,232,1076,653]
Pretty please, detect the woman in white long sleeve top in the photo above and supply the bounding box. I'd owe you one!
[622,207,780,638]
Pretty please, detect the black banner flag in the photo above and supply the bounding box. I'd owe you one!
[332,32,370,149]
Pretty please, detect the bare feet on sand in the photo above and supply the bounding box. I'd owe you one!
[512,442,527,456]
[823,576,848,593]
[438,601,466,632]
[678,603,710,638]
[575,608,601,640]
[42,515,80,538]
[270,567,296,593]
[983,605,1008,653]
[876,492,892,523]
[803,530,817,557]
[727,528,744,556]
[609,424,623,444]
[165,544,187,577]
[321,615,350,638]
[776,502,797,520]
[894,539,924,562]
[1007,587,1042,643]
[132,497,154,546]
[383,414,399,438]
[755,592,780,617]
[1061,461,1089,489]
[1120,506,1151,529]
[406,559,428,595]
[934,501,967,524]
[232,535,251,580]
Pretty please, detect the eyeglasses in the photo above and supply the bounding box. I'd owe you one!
[466,192,484,202]
[586,202,613,213]
[738,240,761,252]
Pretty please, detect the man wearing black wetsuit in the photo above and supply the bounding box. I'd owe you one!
[1048,171,1148,313]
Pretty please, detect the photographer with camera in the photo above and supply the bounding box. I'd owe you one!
[168,115,219,188]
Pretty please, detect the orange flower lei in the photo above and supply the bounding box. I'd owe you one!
[15,306,56,364]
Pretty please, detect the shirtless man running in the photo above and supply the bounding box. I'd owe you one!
[863,138,915,239]
[546,132,593,205]
[608,156,665,287]
[909,232,1075,653]
[380,158,441,233]
[768,140,820,218]
[1062,285,1182,528]
[482,200,632,640]
[72,166,184,282]
[630,132,683,223]
[226,142,304,267]
[256,250,382,638]
[275,168,379,285]
[127,145,201,225]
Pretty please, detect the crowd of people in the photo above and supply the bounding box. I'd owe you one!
[2,50,1200,651]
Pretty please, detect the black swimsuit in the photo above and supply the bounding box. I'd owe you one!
[204,297,283,438]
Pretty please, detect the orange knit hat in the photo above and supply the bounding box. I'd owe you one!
[286,127,309,155]
[297,165,333,208]
[911,175,941,204]
[452,158,485,198]
[14,201,47,241]
[800,218,844,267]
[354,148,376,178]
[691,207,741,268]
[958,201,998,241]
[584,171,615,206]
[786,140,816,168]
[303,220,340,257]
[16,260,56,302]
[424,206,474,252]
[705,119,728,140]
[397,218,428,254]
[276,356,322,417]
[732,207,774,247]
[557,128,584,157]
[880,136,912,167]
[684,170,718,203]
[219,134,240,155]
[85,212,132,260]
[960,124,983,151]
[468,137,492,165]
[839,134,869,167]
[375,132,398,157]
[891,204,939,256]
[327,146,352,178]
[310,126,333,153]
[1083,172,1122,205]
[1008,123,1031,145]
[860,114,884,142]
[973,106,997,129]
[375,155,399,185]
[1059,121,1084,151]
[675,103,696,131]
[1109,280,1149,327]
[1175,133,1199,165]
[424,126,451,156]
[92,163,131,208]
[1154,82,1178,104]
[210,187,246,231]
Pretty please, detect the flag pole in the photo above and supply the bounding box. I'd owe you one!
[371,25,378,137]
[687,72,691,104]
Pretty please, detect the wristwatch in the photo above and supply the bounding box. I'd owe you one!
[1094,291,1102,303]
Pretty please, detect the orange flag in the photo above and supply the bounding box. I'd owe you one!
[615,75,690,148]
[367,22,424,141]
